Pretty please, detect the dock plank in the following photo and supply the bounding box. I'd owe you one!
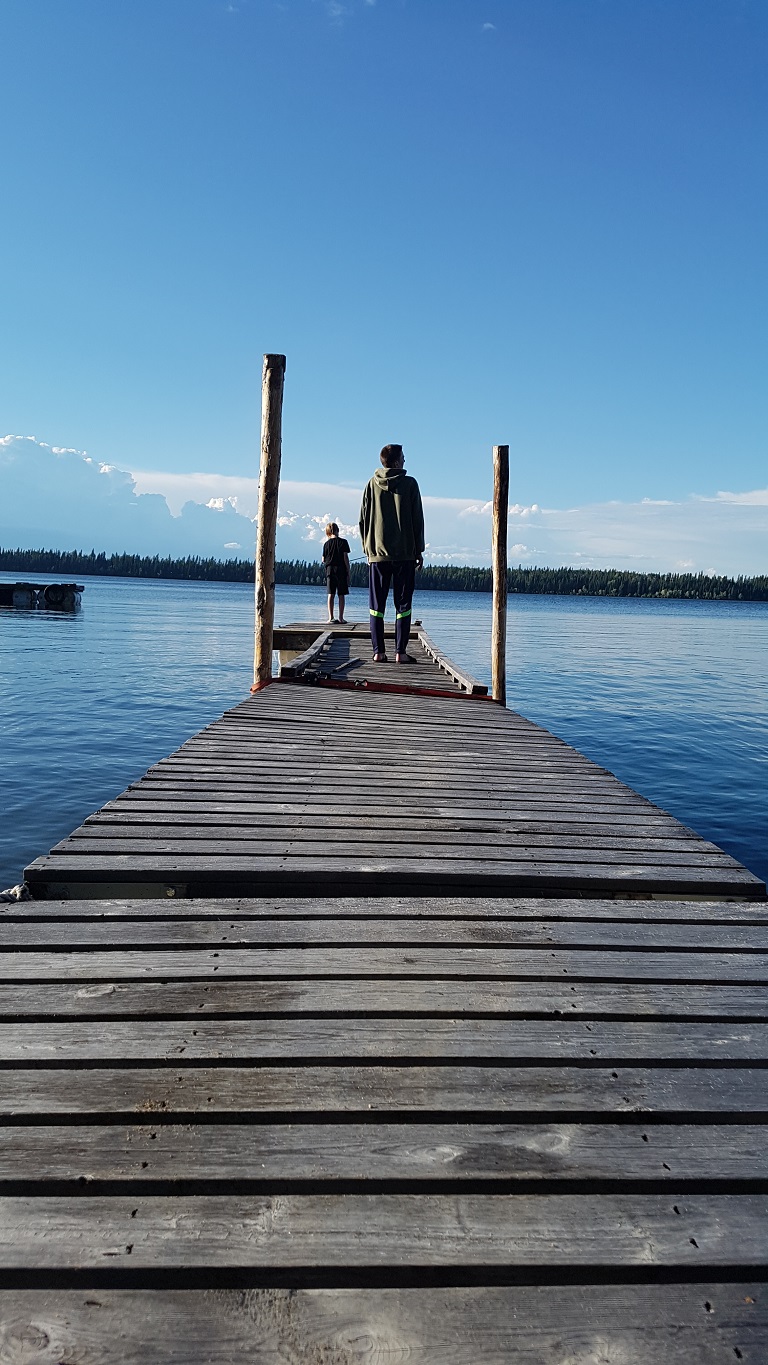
[1,1018,766,1062]
[3,1064,766,1118]
[6,896,766,922]
[1,1284,763,1364]
[2,1193,766,1271]
[6,915,768,949]
[2,978,767,1019]
[2,1122,766,1186]
[5,946,768,980]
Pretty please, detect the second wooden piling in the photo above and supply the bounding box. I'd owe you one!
[491,443,509,706]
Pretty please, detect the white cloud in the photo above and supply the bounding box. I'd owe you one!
[711,488,768,506]
[482,22,496,31]
[130,468,260,515]
[0,436,255,558]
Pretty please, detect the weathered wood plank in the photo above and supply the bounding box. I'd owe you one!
[10,919,768,952]
[421,627,488,693]
[1,1123,765,1185]
[5,896,768,922]
[1,1019,766,1062]
[1,1194,766,1268]
[112,789,673,814]
[1,978,767,1020]
[69,826,723,856]
[51,839,740,870]
[2,1064,763,1117]
[5,946,767,980]
[8,917,768,950]
[137,767,646,795]
[129,777,657,804]
[141,741,613,762]
[27,857,761,894]
[65,831,729,862]
[279,630,332,677]
[0,1283,764,1364]
[84,809,704,835]
[172,754,597,774]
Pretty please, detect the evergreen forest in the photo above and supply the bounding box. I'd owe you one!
[1,546,766,601]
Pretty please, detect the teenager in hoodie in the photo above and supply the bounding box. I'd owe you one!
[359,444,425,663]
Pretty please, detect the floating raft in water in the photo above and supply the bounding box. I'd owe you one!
[0,580,83,609]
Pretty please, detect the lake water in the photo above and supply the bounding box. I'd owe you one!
[1,573,766,890]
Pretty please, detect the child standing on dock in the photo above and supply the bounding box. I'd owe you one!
[359,444,425,663]
[322,522,351,624]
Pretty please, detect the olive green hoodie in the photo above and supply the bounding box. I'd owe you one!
[359,467,425,563]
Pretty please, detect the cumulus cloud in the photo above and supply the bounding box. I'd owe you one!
[0,436,255,559]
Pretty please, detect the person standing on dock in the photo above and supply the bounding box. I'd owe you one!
[322,522,351,624]
[359,444,425,663]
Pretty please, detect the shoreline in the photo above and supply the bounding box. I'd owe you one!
[2,550,767,602]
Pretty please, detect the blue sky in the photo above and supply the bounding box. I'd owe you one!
[1,0,766,570]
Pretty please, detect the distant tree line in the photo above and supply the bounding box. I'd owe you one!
[1,546,766,601]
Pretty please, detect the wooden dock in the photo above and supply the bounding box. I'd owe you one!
[3,623,767,1361]
[275,620,488,695]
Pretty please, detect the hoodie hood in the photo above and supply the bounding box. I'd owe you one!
[373,466,407,491]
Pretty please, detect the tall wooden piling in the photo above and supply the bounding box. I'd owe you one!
[252,353,286,692]
[491,443,509,706]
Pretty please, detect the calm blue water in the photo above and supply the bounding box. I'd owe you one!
[1,574,766,889]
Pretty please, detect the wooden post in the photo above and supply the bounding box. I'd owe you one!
[252,353,286,692]
[491,444,509,706]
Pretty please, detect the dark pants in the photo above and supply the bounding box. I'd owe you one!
[369,560,416,656]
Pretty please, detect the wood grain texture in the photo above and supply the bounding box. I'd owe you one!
[6,917,768,950]
[1,1122,766,1185]
[2,1064,765,1117]
[0,1284,764,1364]
[253,354,285,687]
[1,1018,766,1062]
[5,946,766,980]
[6,896,767,922]
[2,978,766,1019]
[1,1194,766,1269]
